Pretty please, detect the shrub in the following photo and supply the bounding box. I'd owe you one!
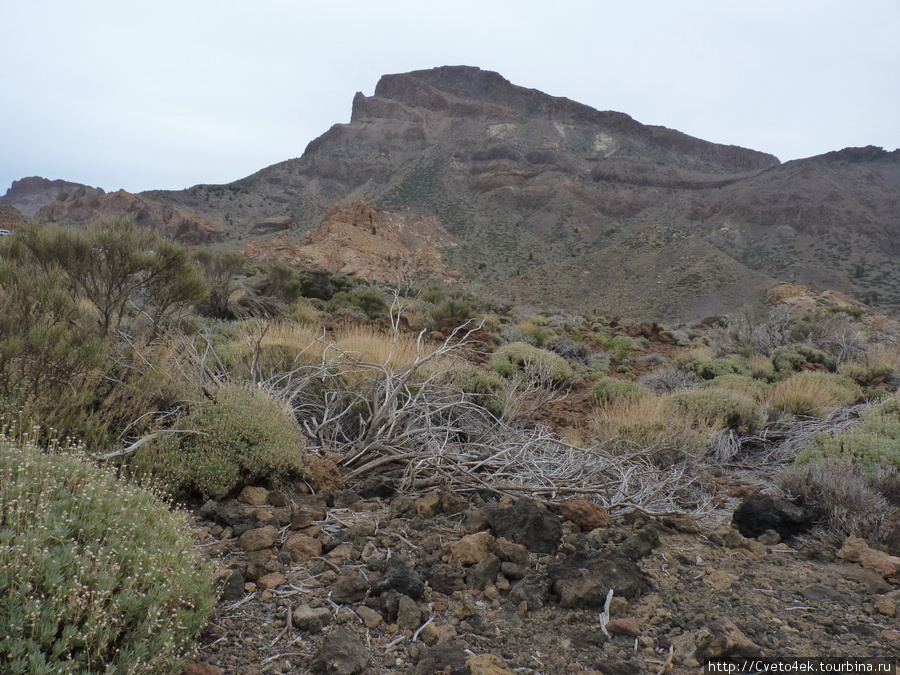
[600,335,647,360]
[797,395,900,471]
[638,366,698,393]
[296,269,358,301]
[839,346,900,387]
[489,342,574,387]
[777,457,888,543]
[590,377,646,404]
[768,372,862,418]
[666,389,763,434]
[132,385,307,499]
[748,354,777,382]
[326,288,388,319]
[685,355,751,381]
[771,344,834,374]
[440,364,507,417]
[430,297,477,325]
[0,440,215,673]
[703,374,771,403]
[592,396,714,465]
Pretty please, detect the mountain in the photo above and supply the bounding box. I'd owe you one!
[5,66,899,321]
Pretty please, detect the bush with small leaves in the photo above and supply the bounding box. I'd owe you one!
[590,377,646,404]
[600,335,647,360]
[666,388,763,434]
[771,344,834,374]
[685,355,751,381]
[489,342,574,387]
[439,363,507,417]
[0,440,215,674]
[702,374,771,403]
[798,395,900,471]
[326,288,388,319]
[132,385,307,499]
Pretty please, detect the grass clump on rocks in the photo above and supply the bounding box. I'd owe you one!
[0,438,215,674]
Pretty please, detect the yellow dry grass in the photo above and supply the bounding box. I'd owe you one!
[592,395,717,465]
[767,372,860,418]
[245,321,449,382]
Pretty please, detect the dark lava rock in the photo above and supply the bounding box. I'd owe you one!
[332,490,363,508]
[413,644,469,675]
[549,553,651,606]
[732,493,816,539]
[489,499,562,553]
[462,505,494,533]
[330,569,370,604]
[210,499,246,529]
[620,525,660,561]
[508,576,551,609]
[220,570,245,601]
[309,629,369,675]
[801,584,853,604]
[428,563,466,595]
[466,553,501,591]
[359,476,398,499]
[370,555,425,600]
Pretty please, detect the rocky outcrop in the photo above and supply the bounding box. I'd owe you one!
[0,204,24,230]
[36,189,222,244]
[243,200,458,282]
[1,176,105,217]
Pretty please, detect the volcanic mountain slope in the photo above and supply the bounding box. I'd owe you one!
[7,66,900,320]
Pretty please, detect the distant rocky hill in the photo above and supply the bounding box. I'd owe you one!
[6,66,899,321]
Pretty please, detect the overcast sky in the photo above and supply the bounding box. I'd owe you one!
[2,0,898,195]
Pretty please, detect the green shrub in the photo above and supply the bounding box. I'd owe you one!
[666,389,763,434]
[296,269,357,301]
[771,344,834,374]
[685,355,751,381]
[326,289,388,319]
[703,374,771,402]
[441,364,507,417]
[430,297,477,325]
[0,440,215,673]
[798,395,900,471]
[132,385,307,499]
[590,377,646,404]
[489,342,574,387]
[600,335,647,360]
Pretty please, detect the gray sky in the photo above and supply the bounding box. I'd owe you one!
[2,0,899,195]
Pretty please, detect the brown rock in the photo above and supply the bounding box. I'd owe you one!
[183,663,223,675]
[882,629,900,640]
[440,487,468,514]
[257,572,285,590]
[284,533,322,563]
[661,512,701,534]
[704,571,739,592]
[397,594,423,631]
[466,654,515,675]
[694,618,761,660]
[492,537,529,566]
[606,618,641,637]
[239,486,270,506]
[356,605,384,629]
[560,498,610,529]
[237,525,279,552]
[415,493,442,518]
[838,536,900,578]
[304,455,345,493]
[875,599,897,617]
[449,531,496,566]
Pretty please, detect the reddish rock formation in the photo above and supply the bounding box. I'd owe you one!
[243,200,458,282]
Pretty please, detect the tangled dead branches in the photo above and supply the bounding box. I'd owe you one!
[257,296,709,515]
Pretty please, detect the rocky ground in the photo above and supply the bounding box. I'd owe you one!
[182,470,900,675]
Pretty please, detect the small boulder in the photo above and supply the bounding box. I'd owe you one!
[371,555,425,600]
[731,493,815,539]
[606,618,641,637]
[549,553,651,606]
[466,654,515,675]
[694,618,761,660]
[489,499,562,554]
[466,554,501,591]
[560,498,610,530]
[449,531,495,566]
[330,569,370,604]
[415,493,442,518]
[284,533,322,563]
[292,604,332,633]
[239,486,270,506]
[237,525,279,552]
[309,628,369,675]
